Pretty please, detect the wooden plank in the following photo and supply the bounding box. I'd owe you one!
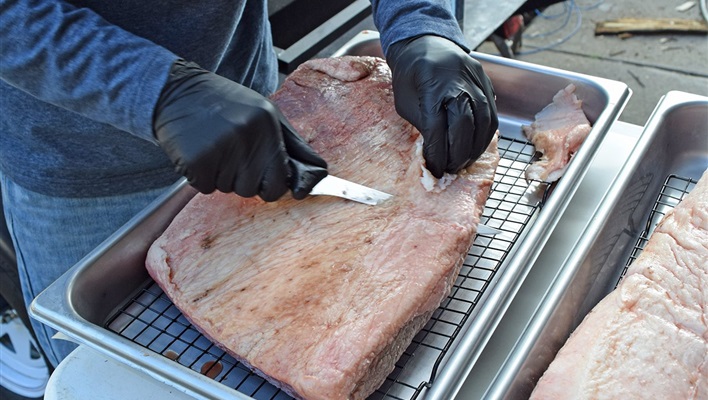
[595,18,708,35]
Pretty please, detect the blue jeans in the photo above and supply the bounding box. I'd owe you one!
[1,172,172,367]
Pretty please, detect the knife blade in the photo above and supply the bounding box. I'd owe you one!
[309,175,393,205]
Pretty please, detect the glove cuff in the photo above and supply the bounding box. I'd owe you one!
[153,59,210,138]
[167,59,207,81]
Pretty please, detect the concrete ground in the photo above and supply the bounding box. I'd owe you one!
[472,0,708,126]
[322,0,707,127]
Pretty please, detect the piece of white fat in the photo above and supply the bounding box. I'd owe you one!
[417,139,458,192]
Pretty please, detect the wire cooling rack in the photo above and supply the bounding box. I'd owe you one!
[105,135,551,400]
[616,174,698,286]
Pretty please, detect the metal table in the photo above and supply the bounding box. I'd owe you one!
[462,0,527,50]
[272,0,531,74]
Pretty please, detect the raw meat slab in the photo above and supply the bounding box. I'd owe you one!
[523,84,592,182]
[146,56,500,400]
[530,170,708,400]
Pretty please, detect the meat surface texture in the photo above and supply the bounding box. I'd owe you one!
[523,83,592,182]
[530,170,708,400]
[146,56,500,400]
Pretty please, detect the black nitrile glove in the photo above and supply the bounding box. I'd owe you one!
[387,35,499,179]
[154,59,327,201]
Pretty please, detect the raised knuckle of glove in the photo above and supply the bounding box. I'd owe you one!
[190,175,216,195]
[470,90,490,108]
[259,184,288,202]
[464,54,484,70]
[250,103,281,137]
[234,174,260,198]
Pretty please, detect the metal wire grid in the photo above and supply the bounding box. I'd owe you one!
[105,135,549,400]
[617,174,697,285]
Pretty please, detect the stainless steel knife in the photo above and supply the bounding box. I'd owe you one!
[309,175,393,206]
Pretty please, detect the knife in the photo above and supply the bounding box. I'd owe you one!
[309,175,393,206]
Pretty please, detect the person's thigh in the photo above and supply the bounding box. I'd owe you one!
[0,172,173,367]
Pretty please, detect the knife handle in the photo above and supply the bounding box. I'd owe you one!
[287,159,329,200]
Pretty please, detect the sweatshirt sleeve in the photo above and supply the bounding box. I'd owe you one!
[370,0,470,57]
[0,0,178,142]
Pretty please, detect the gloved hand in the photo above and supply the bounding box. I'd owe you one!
[153,59,327,201]
[386,35,499,179]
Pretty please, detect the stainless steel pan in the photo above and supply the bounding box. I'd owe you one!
[485,91,708,399]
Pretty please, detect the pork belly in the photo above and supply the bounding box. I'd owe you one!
[523,84,592,182]
[146,56,500,400]
[530,171,708,400]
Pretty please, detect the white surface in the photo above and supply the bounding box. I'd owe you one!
[44,122,643,400]
[45,345,193,400]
